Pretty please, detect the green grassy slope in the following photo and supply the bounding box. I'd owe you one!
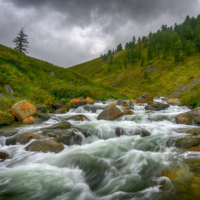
[70,47,200,106]
[0,44,130,114]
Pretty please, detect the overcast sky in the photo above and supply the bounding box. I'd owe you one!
[0,0,200,68]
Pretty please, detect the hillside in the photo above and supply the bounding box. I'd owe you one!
[0,44,129,114]
[70,15,200,108]
[71,48,200,97]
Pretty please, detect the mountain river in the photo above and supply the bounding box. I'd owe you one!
[0,98,200,200]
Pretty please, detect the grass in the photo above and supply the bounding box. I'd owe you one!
[70,46,200,106]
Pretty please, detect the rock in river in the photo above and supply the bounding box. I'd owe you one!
[25,140,64,153]
[97,107,123,120]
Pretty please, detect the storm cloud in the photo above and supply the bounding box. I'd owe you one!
[0,0,200,67]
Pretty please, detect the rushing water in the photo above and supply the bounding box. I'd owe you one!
[0,99,200,200]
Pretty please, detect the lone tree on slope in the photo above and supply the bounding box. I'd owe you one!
[13,28,29,54]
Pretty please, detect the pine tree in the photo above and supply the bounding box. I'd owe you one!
[13,28,29,54]
[174,39,182,62]
[141,55,145,66]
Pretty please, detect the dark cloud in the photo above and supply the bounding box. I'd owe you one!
[0,0,200,67]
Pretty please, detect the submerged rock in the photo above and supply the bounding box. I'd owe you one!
[175,113,192,125]
[0,130,18,137]
[25,140,64,153]
[41,122,71,130]
[167,136,200,149]
[145,102,170,111]
[16,134,40,144]
[188,146,200,151]
[67,115,89,121]
[97,107,123,120]
[186,107,200,125]
[43,129,82,145]
[115,127,125,137]
[0,152,9,161]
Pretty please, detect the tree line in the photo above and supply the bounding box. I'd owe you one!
[101,14,200,67]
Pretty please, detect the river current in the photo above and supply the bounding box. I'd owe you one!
[0,98,200,200]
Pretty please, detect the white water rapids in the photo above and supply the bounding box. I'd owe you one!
[0,98,200,200]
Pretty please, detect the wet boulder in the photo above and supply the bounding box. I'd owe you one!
[83,105,107,113]
[134,129,151,137]
[0,152,9,161]
[0,130,18,137]
[116,100,122,105]
[166,136,200,149]
[23,116,42,124]
[167,98,180,106]
[67,115,89,121]
[85,97,95,104]
[108,102,116,108]
[38,113,50,122]
[116,100,129,107]
[70,97,87,108]
[36,105,46,113]
[115,127,125,137]
[186,107,200,125]
[25,140,64,153]
[123,106,134,115]
[129,99,137,105]
[41,122,71,130]
[97,107,123,120]
[145,102,170,111]
[188,146,200,151]
[136,93,153,103]
[54,107,68,114]
[43,129,82,146]
[10,100,38,122]
[16,134,40,144]
[175,113,192,125]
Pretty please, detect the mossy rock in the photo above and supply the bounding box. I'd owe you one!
[167,136,200,149]
[175,113,192,125]
[25,140,64,153]
[16,134,40,144]
[41,122,71,131]
[97,107,123,120]
[67,115,89,121]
